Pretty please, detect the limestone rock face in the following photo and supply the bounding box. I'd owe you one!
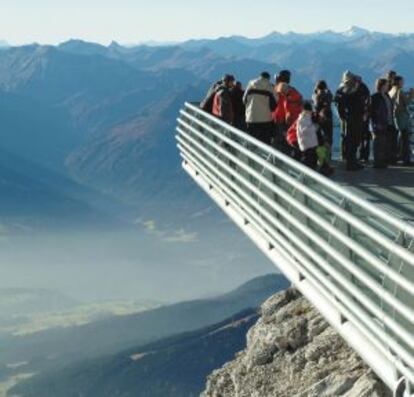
[202,289,391,397]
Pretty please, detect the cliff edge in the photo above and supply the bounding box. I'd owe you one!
[202,288,391,397]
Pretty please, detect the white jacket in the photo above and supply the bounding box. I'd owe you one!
[297,112,319,151]
[243,77,276,123]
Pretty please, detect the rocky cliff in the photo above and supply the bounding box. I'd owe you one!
[202,288,391,397]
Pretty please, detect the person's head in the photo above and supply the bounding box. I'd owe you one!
[276,70,291,84]
[393,75,404,89]
[355,75,363,87]
[315,80,328,92]
[277,82,289,95]
[303,101,313,113]
[376,78,388,94]
[386,70,397,86]
[260,71,271,80]
[222,74,235,88]
[235,81,243,90]
[386,70,397,80]
[342,70,355,84]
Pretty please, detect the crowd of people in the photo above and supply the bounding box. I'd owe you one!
[200,69,413,174]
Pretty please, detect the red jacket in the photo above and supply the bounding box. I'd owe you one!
[273,94,287,124]
[286,119,298,146]
[212,87,234,124]
[273,86,303,126]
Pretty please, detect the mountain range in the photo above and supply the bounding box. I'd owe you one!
[1,274,288,366]
[10,309,259,397]
[1,27,413,226]
[0,27,411,396]
[1,274,288,397]
[1,25,413,305]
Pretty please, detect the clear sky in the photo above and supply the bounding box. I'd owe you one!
[1,0,413,45]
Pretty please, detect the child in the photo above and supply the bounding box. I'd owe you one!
[287,101,334,175]
[296,101,319,169]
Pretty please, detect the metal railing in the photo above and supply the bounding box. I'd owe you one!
[176,102,414,397]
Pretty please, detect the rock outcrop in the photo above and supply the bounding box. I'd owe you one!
[202,288,391,397]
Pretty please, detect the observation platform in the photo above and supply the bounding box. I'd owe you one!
[176,102,414,397]
[333,163,414,225]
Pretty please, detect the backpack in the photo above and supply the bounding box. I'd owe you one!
[286,120,298,146]
[200,81,221,113]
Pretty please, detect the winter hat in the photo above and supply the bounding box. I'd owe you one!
[342,70,355,84]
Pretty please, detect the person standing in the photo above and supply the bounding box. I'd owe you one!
[312,80,333,154]
[371,78,390,168]
[382,82,399,164]
[273,70,290,129]
[273,70,303,153]
[230,81,246,131]
[212,74,235,125]
[243,72,277,145]
[386,71,397,93]
[355,76,371,163]
[200,76,226,114]
[334,71,365,171]
[389,76,412,166]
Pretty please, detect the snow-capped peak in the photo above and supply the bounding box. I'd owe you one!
[343,26,370,37]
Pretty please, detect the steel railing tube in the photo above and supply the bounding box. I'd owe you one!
[179,110,414,266]
[183,103,414,238]
[177,118,414,295]
[177,143,414,372]
[176,131,414,326]
[176,104,414,393]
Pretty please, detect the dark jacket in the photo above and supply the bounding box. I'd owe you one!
[358,82,371,115]
[335,83,367,146]
[313,89,333,144]
[313,89,333,120]
[335,85,366,122]
[230,86,246,129]
[212,85,234,124]
[370,93,389,133]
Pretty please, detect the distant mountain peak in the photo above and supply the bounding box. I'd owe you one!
[61,38,87,45]
[253,27,371,38]
[109,40,122,48]
[343,26,371,37]
[263,31,282,38]
[58,39,108,56]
